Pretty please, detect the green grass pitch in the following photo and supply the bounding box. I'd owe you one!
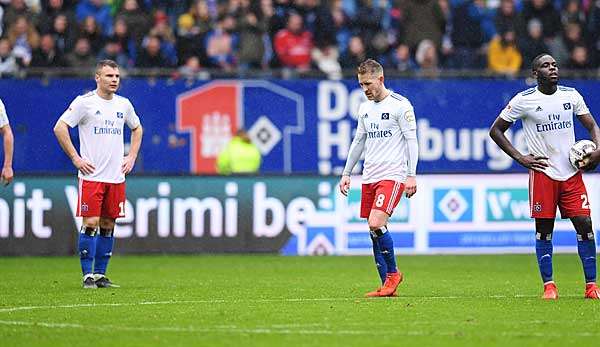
[1,254,599,347]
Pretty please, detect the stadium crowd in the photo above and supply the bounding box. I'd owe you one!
[0,0,600,78]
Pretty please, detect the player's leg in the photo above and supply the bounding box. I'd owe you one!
[560,172,598,298]
[361,183,387,283]
[570,216,599,298]
[77,179,103,289]
[94,182,125,288]
[529,171,559,299]
[367,181,404,297]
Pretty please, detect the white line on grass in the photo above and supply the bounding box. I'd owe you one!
[1,319,600,338]
[0,294,584,313]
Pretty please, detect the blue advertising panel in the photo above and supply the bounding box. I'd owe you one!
[1,78,598,174]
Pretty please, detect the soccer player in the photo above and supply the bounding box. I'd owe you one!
[339,59,418,297]
[489,53,600,300]
[54,60,143,289]
[0,98,14,186]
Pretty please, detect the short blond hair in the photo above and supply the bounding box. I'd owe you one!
[357,59,383,76]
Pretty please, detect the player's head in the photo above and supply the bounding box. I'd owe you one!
[95,59,120,96]
[532,53,558,85]
[357,59,385,101]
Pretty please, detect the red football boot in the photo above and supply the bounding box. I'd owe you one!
[585,283,600,299]
[378,272,403,297]
[542,282,558,300]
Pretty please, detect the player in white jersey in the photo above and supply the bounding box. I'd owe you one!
[339,59,418,297]
[490,54,600,300]
[54,60,143,289]
[0,98,14,186]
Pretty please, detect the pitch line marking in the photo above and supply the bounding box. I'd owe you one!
[1,319,600,338]
[0,294,585,313]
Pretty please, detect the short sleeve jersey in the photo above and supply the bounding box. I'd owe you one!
[499,86,589,181]
[0,98,9,128]
[59,90,141,183]
[356,91,417,183]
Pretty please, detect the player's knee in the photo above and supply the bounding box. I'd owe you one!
[80,225,98,236]
[536,230,553,241]
[576,228,595,241]
[369,225,388,238]
[99,228,114,237]
[83,217,99,228]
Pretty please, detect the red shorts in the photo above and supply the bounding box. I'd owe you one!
[529,170,590,219]
[77,179,126,219]
[360,180,404,218]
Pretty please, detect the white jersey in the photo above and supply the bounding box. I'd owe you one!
[356,91,417,183]
[499,85,590,181]
[0,98,9,127]
[59,90,141,183]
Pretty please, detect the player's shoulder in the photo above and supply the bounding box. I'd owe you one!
[519,87,537,97]
[558,85,576,92]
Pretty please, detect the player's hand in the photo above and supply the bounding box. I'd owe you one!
[580,150,600,172]
[72,156,95,175]
[122,155,136,175]
[339,175,351,196]
[404,176,417,198]
[1,166,13,186]
[517,154,548,172]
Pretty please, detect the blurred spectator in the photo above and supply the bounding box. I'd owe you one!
[76,0,113,36]
[65,37,96,68]
[0,38,19,75]
[415,39,439,75]
[311,45,342,79]
[97,36,129,67]
[175,11,205,66]
[273,11,312,70]
[561,0,585,27]
[148,9,177,66]
[79,15,105,53]
[339,35,367,69]
[447,0,489,69]
[110,17,137,64]
[352,0,385,53]
[30,32,66,66]
[204,13,237,70]
[236,4,269,70]
[549,21,585,65]
[177,0,212,37]
[38,0,75,34]
[389,43,417,72]
[588,0,600,67]
[176,55,202,79]
[116,0,152,45]
[566,45,592,69]
[521,0,561,40]
[49,13,75,55]
[518,18,549,67]
[402,0,446,51]
[330,0,351,55]
[487,29,522,75]
[216,129,261,175]
[495,0,521,34]
[4,0,38,30]
[136,34,171,67]
[6,15,40,66]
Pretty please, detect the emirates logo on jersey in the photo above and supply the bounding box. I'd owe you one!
[381,113,389,120]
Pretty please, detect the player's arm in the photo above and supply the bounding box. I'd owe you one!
[404,126,418,198]
[53,119,95,175]
[0,124,14,185]
[489,117,548,171]
[577,113,600,171]
[339,130,366,196]
[122,124,143,175]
